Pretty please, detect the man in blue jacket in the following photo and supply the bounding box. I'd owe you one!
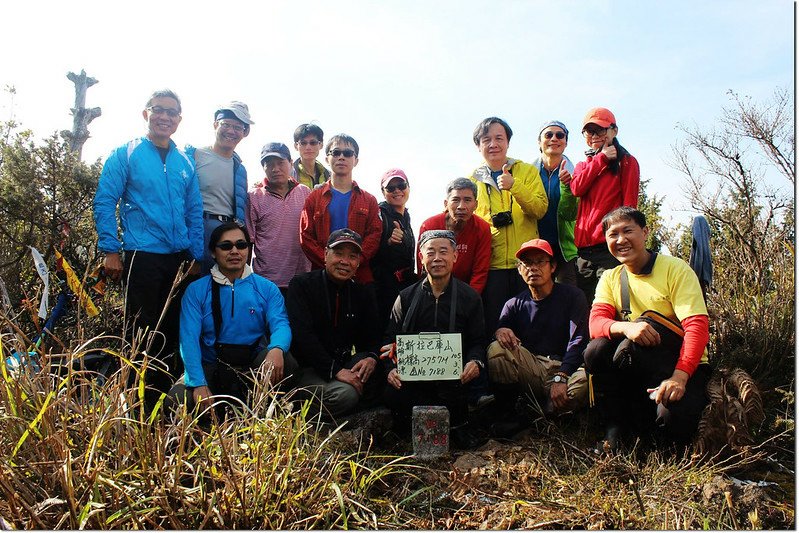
[185,101,254,273]
[172,222,295,414]
[93,89,204,404]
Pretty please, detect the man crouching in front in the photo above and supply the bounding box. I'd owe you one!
[585,207,710,452]
[170,221,296,417]
[381,230,487,449]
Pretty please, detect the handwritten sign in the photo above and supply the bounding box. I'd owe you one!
[396,332,462,381]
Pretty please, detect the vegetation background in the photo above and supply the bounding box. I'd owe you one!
[0,84,793,529]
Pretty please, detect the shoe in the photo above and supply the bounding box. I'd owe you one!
[451,425,485,450]
[593,424,621,454]
[468,394,496,413]
[489,418,531,439]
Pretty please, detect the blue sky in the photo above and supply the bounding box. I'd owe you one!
[0,0,794,233]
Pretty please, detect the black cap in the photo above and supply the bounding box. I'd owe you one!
[326,228,363,251]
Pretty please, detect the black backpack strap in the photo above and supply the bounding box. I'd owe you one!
[448,278,458,332]
[231,153,242,220]
[620,267,632,321]
[402,282,426,332]
[211,280,223,341]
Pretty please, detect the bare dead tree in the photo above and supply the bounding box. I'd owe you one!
[670,87,794,384]
[61,70,101,159]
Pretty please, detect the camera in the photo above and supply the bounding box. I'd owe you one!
[491,211,513,228]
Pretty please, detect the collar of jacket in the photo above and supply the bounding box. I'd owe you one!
[210,263,253,286]
[320,180,362,196]
[142,135,177,152]
[262,178,299,197]
[421,275,454,295]
[472,158,518,191]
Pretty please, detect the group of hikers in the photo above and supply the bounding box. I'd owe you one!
[92,89,711,451]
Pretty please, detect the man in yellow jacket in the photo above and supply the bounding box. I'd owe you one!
[468,117,548,339]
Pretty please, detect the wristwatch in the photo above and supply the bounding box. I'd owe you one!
[552,373,568,384]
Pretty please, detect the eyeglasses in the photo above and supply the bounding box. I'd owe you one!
[384,182,408,193]
[218,121,246,133]
[215,240,252,251]
[328,149,356,158]
[518,259,551,270]
[147,106,181,118]
[543,131,566,140]
[583,127,608,138]
[298,140,321,147]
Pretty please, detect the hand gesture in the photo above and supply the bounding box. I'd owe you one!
[557,159,572,186]
[497,164,514,190]
[460,360,480,384]
[192,385,214,413]
[259,348,285,385]
[550,381,569,410]
[379,343,397,364]
[351,357,377,383]
[104,252,123,282]
[387,368,402,390]
[495,327,520,352]
[388,220,403,245]
[647,370,689,406]
[602,135,617,160]
[623,321,661,347]
[335,368,364,395]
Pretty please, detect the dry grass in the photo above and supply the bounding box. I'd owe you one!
[0,328,794,530]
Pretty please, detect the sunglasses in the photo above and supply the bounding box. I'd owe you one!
[298,140,321,146]
[215,240,252,251]
[543,131,566,140]
[328,149,356,158]
[384,182,408,193]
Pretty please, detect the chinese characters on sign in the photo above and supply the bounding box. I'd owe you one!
[396,332,462,381]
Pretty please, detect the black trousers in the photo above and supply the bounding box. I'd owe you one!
[384,379,468,430]
[123,250,192,405]
[483,268,527,340]
[584,336,710,444]
[168,351,300,416]
[576,244,620,304]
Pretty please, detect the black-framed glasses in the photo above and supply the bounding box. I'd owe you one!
[218,120,246,133]
[298,140,321,146]
[215,240,252,251]
[384,182,408,193]
[518,258,551,270]
[543,131,566,140]
[147,106,181,118]
[328,149,356,158]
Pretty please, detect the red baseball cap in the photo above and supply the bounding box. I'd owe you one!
[582,107,617,129]
[516,238,554,259]
[380,168,408,189]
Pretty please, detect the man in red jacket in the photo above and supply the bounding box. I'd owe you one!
[570,107,640,304]
[299,134,382,285]
[417,178,492,294]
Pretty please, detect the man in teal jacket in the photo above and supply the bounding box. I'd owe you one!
[93,89,203,406]
[531,120,578,285]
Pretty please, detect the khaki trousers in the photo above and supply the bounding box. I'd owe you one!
[487,340,588,411]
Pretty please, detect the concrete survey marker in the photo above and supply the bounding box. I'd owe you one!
[412,405,449,458]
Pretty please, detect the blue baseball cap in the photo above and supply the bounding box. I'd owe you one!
[260,142,292,164]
